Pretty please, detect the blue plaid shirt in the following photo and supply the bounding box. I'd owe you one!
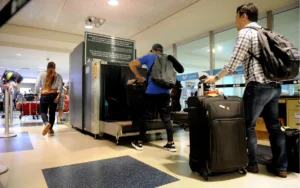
[222,22,271,85]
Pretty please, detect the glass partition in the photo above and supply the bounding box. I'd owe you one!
[177,36,210,108]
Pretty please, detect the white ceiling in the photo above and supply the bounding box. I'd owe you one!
[0,46,69,81]
[0,0,298,79]
[2,0,198,38]
[0,0,199,81]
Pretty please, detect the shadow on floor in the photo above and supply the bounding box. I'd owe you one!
[163,154,247,182]
[0,182,5,188]
[0,132,34,153]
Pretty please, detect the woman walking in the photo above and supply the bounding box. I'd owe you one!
[35,62,63,136]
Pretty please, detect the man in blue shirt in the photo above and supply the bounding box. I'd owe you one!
[129,44,181,152]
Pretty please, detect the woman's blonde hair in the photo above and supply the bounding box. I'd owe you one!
[44,62,56,90]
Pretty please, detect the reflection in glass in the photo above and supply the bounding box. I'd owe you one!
[177,36,210,108]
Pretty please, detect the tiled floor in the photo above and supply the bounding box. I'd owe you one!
[0,112,299,188]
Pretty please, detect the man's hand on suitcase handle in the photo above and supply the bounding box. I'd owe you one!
[136,75,145,83]
[204,76,217,84]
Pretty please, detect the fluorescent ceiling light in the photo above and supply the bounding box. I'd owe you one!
[16,54,21,56]
[0,67,4,69]
[15,69,19,71]
[85,25,93,29]
[108,0,119,6]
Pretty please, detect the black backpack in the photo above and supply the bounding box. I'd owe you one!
[247,26,300,81]
[2,70,23,83]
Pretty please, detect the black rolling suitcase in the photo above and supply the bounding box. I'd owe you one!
[187,95,248,180]
[285,129,300,173]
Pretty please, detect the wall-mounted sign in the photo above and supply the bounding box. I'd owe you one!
[85,32,135,65]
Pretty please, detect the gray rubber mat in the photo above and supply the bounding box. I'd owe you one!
[0,132,34,153]
[42,155,179,188]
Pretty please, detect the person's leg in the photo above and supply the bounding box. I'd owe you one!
[40,95,49,124]
[158,94,173,142]
[243,84,269,172]
[58,110,63,123]
[138,94,155,142]
[132,94,155,151]
[40,94,51,136]
[158,94,176,152]
[261,85,288,177]
[48,94,58,130]
[13,99,16,110]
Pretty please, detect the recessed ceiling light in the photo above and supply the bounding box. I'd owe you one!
[16,54,21,56]
[217,46,223,50]
[15,69,19,71]
[108,0,119,6]
[85,25,93,29]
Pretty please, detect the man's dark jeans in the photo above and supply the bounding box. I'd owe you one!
[243,81,288,171]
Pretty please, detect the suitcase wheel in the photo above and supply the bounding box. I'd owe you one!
[190,165,197,173]
[238,168,247,175]
[202,171,209,181]
[199,169,209,181]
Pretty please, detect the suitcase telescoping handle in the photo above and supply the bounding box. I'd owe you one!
[132,79,147,91]
[183,107,195,112]
[197,75,228,99]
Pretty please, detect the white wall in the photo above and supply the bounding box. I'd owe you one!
[18,83,35,93]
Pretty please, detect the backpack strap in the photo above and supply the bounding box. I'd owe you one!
[247,50,260,62]
[246,25,263,62]
[146,62,154,83]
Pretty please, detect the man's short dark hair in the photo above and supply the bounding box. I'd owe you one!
[236,3,258,22]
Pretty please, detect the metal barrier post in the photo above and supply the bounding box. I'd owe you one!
[0,89,16,138]
[10,91,13,125]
